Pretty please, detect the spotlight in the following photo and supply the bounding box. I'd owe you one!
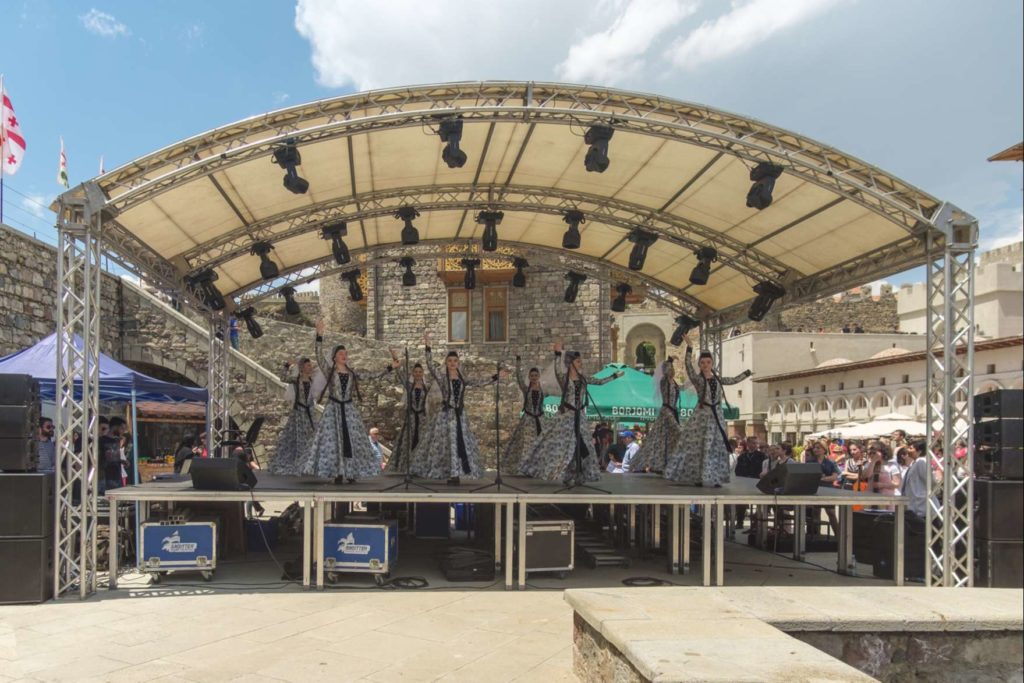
[395,207,420,246]
[627,230,658,271]
[512,257,528,288]
[583,124,614,173]
[746,162,783,210]
[236,306,263,339]
[399,257,417,287]
[187,270,225,311]
[670,313,700,346]
[689,246,718,286]
[563,271,587,303]
[250,242,280,281]
[280,286,301,316]
[321,222,351,265]
[341,270,363,302]
[562,210,584,250]
[438,116,467,169]
[748,280,786,321]
[460,258,480,290]
[611,283,632,313]
[476,211,503,252]
[272,138,309,195]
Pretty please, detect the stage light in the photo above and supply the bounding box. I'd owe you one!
[320,222,351,266]
[748,280,786,321]
[272,138,309,195]
[512,257,528,288]
[627,230,658,271]
[280,286,301,316]
[689,246,718,286]
[187,270,225,311]
[476,211,503,252]
[583,124,614,173]
[460,258,480,290]
[399,257,417,287]
[236,306,263,339]
[249,242,280,281]
[563,271,587,303]
[438,116,467,169]
[341,270,363,302]
[562,210,584,250]
[395,207,420,246]
[670,313,700,346]
[611,283,632,312]
[746,162,783,210]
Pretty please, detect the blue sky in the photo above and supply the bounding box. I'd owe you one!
[2,0,1021,287]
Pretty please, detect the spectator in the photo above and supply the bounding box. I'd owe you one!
[902,440,933,519]
[368,427,391,470]
[842,440,866,491]
[97,417,123,493]
[889,429,908,463]
[594,428,614,472]
[862,442,899,510]
[804,442,840,536]
[228,314,240,350]
[109,417,130,485]
[619,431,639,473]
[174,436,197,474]
[734,436,766,528]
[854,324,864,333]
[761,443,796,476]
[606,439,625,473]
[37,417,56,473]
[842,323,851,333]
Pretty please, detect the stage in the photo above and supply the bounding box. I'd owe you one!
[105,473,907,592]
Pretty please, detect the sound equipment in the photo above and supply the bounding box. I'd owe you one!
[0,537,54,604]
[976,539,1024,588]
[974,479,1023,542]
[0,374,39,405]
[0,437,38,472]
[0,404,38,439]
[757,462,821,495]
[189,457,256,491]
[974,390,1023,420]
[975,447,1024,480]
[852,510,890,566]
[520,519,574,575]
[975,419,1023,450]
[0,472,54,538]
[414,503,450,539]
[441,548,495,581]
[871,513,926,581]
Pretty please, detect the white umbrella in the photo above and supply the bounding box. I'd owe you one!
[821,413,928,439]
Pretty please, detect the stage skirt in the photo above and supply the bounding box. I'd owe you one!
[385,410,426,474]
[628,407,682,474]
[664,404,731,486]
[300,400,380,480]
[518,409,601,483]
[269,407,317,476]
[409,407,483,479]
[502,412,546,474]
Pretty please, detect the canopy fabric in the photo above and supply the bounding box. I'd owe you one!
[542,363,738,423]
[0,333,208,404]
[807,413,927,440]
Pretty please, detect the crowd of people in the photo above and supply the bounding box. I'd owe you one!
[35,414,133,493]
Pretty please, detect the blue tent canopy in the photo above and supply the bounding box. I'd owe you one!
[0,333,207,404]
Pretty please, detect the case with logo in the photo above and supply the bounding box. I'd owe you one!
[140,520,217,580]
[322,519,398,577]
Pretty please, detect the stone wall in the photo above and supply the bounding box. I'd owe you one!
[742,286,899,334]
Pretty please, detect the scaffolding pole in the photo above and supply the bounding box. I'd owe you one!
[207,316,230,457]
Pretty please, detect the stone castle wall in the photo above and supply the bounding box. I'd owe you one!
[741,287,899,334]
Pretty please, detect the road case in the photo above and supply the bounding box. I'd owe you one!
[323,518,398,582]
[520,519,574,578]
[140,519,217,582]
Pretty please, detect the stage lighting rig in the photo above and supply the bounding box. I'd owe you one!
[272,138,309,195]
[512,257,528,288]
[280,286,301,315]
[746,162,783,210]
[670,313,700,346]
[187,270,225,311]
[584,124,614,173]
[341,270,363,301]
[250,242,280,281]
[611,283,632,312]
[236,306,263,339]
[395,207,421,246]
[689,247,718,286]
[563,271,587,303]
[460,259,480,290]
[399,257,417,287]
[476,211,504,252]
[320,222,351,265]
[627,230,658,271]
[438,116,467,168]
[748,280,786,321]
[562,210,584,250]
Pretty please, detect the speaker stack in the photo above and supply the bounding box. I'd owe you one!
[973,389,1023,588]
[0,373,41,472]
[0,472,55,603]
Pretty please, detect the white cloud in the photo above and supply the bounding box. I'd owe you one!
[666,0,844,70]
[979,207,1023,252]
[184,22,205,46]
[272,92,290,105]
[20,193,49,219]
[557,0,699,84]
[79,8,130,38]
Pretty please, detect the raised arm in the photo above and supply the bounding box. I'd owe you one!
[423,343,443,386]
[589,369,625,386]
[683,345,701,387]
[553,342,565,389]
[719,368,752,386]
[281,362,299,402]
[314,319,330,374]
[515,356,527,395]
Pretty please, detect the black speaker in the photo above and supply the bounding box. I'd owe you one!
[852,510,890,566]
[975,390,1023,420]
[190,457,256,491]
[0,404,38,439]
[0,537,54,604]
[0,437,38,472]
[414,503,450,539]
[975,419,1023,450]
[0,472,54,538]
[0,374,39,405]
[975,447,1024,481]
[976,539,1024,588]
[974,478,1023,542]
[871,513,926,581]
[757,463,821,495]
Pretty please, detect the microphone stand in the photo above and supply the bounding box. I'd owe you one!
[379,346,435,493]
[472,360,525,493]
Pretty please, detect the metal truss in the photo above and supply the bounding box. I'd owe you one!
[925,204,977,587]
[97,83,939,234]
[54,187,104,599]
[207,316,230,457]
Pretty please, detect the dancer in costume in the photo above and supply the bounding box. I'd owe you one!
[629,357,686,474]
[664,333,751,487]
[300,319,398,482]
[519,342,624,485]
[384,350,433,474]
[409,332,508,484]
[270,356,325,475]
[501,356,547,474]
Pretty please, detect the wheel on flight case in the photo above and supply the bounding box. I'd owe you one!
[373,572,390,587]
[149,572,162,585]
[201,571,213,582]
[556,571,569,580]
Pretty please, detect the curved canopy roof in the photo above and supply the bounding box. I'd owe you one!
[65,81,962,322]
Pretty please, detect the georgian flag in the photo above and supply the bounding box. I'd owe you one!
[0,77,26,176]
[58,137,68,188]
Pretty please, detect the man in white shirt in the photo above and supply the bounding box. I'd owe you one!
[901,440,933,518]
[368,427,390,470]
[619,431,639,473]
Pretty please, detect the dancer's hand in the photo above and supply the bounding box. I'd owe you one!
[423,330,431,345]
[391,358,401,369]
[315,318,325,336]
[515,355,521,362]
[498,368,510,379]
[389,347,400,360]
[553,341,563,353]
